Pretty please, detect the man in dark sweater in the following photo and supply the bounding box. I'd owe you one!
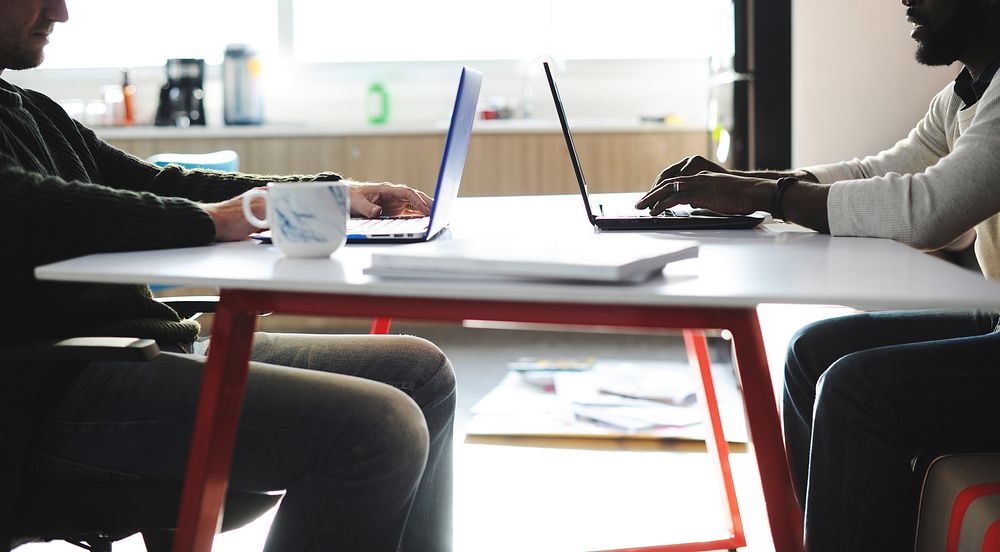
[1,1,456,550]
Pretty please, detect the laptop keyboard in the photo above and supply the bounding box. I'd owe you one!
[618,208,728,219]
[348,216,429,234]
[658,209,688,217]
[652,208,730,218]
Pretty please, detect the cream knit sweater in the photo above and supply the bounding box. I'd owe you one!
[805,76,1000,279]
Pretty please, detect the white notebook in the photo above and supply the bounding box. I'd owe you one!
[365,237,698,283]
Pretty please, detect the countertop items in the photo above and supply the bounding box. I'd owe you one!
[94,118,700,140]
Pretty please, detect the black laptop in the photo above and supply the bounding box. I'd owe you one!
[543,62,764,231]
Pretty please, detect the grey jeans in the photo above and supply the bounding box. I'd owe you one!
[26,332,456,552]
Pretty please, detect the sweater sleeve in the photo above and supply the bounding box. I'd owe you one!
[802,84,954,184]
[823,79,1000,250]
[1,154,217,272]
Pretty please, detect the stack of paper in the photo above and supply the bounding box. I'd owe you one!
[552,361,702,431]
[464,358,748,448]
[365,237,698,283]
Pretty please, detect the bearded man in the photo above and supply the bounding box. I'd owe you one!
[635,0,1000,549]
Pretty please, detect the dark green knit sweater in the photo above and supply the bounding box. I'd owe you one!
[0,78,341,346]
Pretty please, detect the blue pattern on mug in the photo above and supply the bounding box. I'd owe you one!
[271,185,347,244]
[273,197,326,243]
[328,185,348,205]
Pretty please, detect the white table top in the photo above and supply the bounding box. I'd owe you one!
[36,194,1000,311]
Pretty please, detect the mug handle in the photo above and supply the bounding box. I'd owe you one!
[242,189,269,229]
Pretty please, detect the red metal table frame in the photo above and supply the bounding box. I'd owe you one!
[171,289,803,552]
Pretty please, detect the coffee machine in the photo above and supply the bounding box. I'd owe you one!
[155,58,206,127]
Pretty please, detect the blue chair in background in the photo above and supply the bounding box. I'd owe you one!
[144,150,395,334]
[147,150,240,172]
[147,150,240,293]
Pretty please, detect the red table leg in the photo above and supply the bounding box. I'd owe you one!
[370,317,392,334]
[168,291,801,552]
[683,329,746,547]
[729,309,803,551]
[172,292,259,552]
[599,330,747,552]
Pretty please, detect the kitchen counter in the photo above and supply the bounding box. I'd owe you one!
[94,118,703,140]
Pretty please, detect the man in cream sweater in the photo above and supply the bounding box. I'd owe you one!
[637,0,1000,549]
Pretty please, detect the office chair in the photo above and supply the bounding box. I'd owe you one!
[10,481,279,552]
[1,297,280,552]
[914,452,1000,551]
[2,294,393,552]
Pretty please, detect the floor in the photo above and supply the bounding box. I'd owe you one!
[19,304,851,551]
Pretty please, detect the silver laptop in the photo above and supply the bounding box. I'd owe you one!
[347,66,482,242]
[252,67,482,245]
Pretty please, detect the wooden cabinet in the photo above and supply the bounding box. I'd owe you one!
[106,130,708,197]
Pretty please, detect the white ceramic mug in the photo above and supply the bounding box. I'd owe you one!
[242,181,350,257]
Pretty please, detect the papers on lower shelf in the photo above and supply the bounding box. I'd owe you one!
[464,358,748,450]
[365,236,698,283]
[564,360,698,406]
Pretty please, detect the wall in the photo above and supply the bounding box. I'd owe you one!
[792,0,958,167]
[13,2,951,170]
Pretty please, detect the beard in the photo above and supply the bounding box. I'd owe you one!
[0,22,53,71]
[2,49,45,71]
[913,0,991,66]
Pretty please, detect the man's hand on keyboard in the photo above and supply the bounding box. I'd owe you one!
[650,155,730,189]
[347,180,434,218]
[635,172,772,216]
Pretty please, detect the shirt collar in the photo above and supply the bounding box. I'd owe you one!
[0,79,24,109]
[954,50,1000,109]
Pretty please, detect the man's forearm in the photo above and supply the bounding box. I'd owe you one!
[734,168,820,183]
[4,167,216,264]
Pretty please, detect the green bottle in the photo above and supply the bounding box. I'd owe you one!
[367,82,390,125]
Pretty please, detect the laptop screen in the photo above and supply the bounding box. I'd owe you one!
[425,66,483,239]
[543,62,598,224]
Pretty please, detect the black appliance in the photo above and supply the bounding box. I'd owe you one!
[155,58,206,127]
[708,0,791,170]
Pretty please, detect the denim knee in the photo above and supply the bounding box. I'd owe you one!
[350,385,430,474]
[786,318,842,384]
[784,320,834,417]
[396,335,456,400]
[813,351,885,427]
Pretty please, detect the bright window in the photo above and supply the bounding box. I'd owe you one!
[294,0,733,63]
[549,0,733,60]
[43,0,279,69]
[40,0,732,68]
[294,0,548,63]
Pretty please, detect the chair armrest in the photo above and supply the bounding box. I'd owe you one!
[0,296,219,365]
[0,337,160,362]
[0,296,216,365]
[156,295,219,318]
[155,295,272,318]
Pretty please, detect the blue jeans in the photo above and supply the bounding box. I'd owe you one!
[783,310,1000,551]
[26,332,456,552]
